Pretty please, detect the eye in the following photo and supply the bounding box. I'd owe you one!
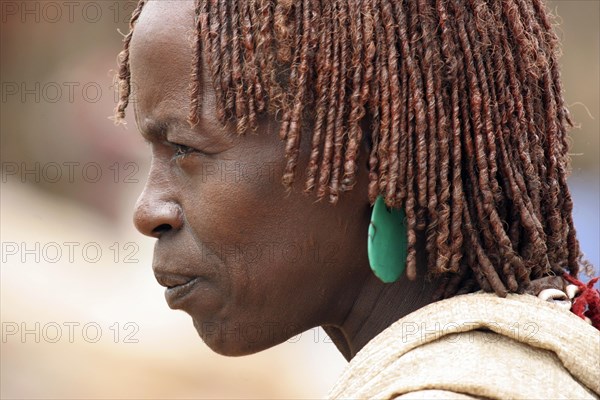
[166,139,217,165]
[172,143,196,159]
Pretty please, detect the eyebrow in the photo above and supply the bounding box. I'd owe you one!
[140,114,237,145]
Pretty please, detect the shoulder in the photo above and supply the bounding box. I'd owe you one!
[329,292,600,400]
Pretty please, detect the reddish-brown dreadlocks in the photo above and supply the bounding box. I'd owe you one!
[115,0,592,299]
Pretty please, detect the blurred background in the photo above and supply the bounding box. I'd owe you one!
[1,1,598,398]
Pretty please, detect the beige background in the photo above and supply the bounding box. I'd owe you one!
[1,1,598,398]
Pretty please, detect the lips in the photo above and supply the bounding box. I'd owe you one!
[154,271,203,309]
[164,277,202,307]
[154,271,197,289]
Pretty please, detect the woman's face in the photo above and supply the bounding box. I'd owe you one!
[130,0,372,356]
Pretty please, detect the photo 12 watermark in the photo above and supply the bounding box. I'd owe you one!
[1,241,140,265]
[1,1,139,24]
[200,240,340,266]
[1,81,138,104]
[1,161,140,185]
[198,321,334,345]
[2,321,140,344]
[398,321,540,345]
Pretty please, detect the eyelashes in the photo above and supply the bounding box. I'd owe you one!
[172,143,197,160]
[168,141,202,167]
[168,141,216,168]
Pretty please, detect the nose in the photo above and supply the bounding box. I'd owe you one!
[133,185,183,239]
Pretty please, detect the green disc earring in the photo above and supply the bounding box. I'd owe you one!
[367,195,408,283]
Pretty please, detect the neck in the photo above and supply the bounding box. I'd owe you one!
[323,243,438,361]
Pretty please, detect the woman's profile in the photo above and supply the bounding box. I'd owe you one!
[114,0,600,398]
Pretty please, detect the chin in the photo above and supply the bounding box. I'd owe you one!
[191,317,278,357]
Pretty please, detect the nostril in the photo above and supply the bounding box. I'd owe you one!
[152,223,172,236]
[133,197,183,238]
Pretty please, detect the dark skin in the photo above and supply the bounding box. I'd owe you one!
[131,0,439,360]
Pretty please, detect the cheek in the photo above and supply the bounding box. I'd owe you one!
[177,163,324,300]
[179,131,291,246]
[180,160,282,238]
[176,157,286,284]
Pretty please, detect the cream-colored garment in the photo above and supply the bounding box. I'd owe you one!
[329,292,600,399]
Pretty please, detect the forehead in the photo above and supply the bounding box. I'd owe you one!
[129,0,208,128]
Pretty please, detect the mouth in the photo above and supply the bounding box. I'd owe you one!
[154,272,203,309]
[164,277,203,308]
